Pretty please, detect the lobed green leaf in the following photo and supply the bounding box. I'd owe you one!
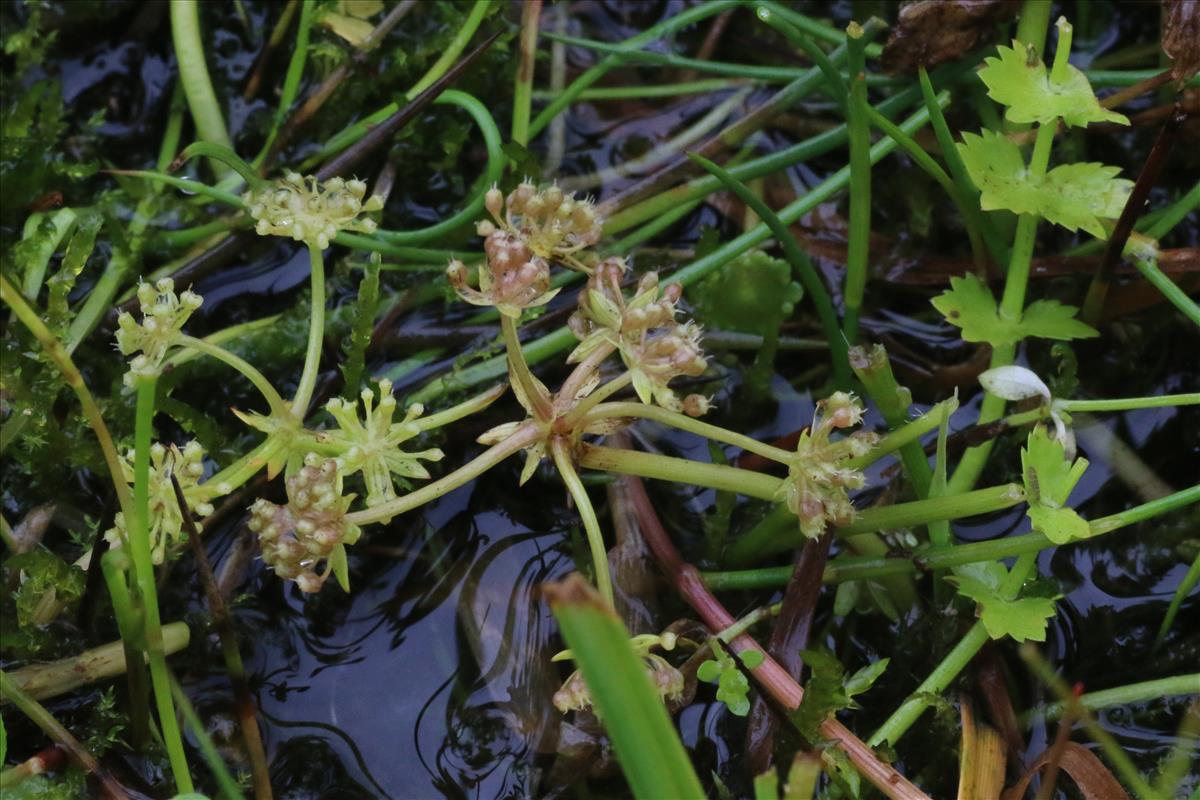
[979,40,1129,128]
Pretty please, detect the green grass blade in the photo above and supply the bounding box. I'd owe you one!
[545,575,704,799]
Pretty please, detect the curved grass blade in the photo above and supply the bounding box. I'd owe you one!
[545,575,704,800]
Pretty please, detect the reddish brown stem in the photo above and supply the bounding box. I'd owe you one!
[1082,103,1185,323]
[618,472,930,800]
[746,531,833,777]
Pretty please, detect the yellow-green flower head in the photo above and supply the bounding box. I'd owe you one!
[775,392,878,539]
[552,632,683,714]
[243,173,383,250]
[105,440,218,564]
[482,181,602,266]
[322,379,443,513]
[114,278,202,387]
[566,258,707,413]
[247,453,360,593]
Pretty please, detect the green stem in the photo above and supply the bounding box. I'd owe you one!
[537,78,747,101]
[868,485,1200,748]
[730,483,1026,565]
[1154,552,1200,650]
[0,276,132,519]
[949,121,1058,495]
[0,671,125,797]
[703,532,1051,591]
[528,0,738,137]
[1057,393,1200,413]
[375,90,505,245]
[842,23,871,345]
[100,549,150,745]
[579,443,782,501]
[409,0,490,98]
[501,315,553,421]
[292,244,326,416]
[688,153,850,388]
[1022,673,1200,725]
[170,674,247,800]
[133,378,193,793]
[850,344,933,498]
[511,0,540,146]
[1020,646,1159,799]
[551,439,614,606]
[1129,253,1200,328]
[918,67,1008,266]
[582,402,794,465]
[346,424,541,525]
[170,0,233,177]
[253,0,313,168]
[178,335,289,414]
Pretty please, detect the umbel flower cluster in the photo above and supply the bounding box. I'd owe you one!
[570,258,708,413]
[322,379,444,511]
[776,392,878,539]
[115,279,202,387]
[243,173,383,250]
[248,453,361,593]
[553,632,684,713]
[105,441,216,564]
[445,181,603,317]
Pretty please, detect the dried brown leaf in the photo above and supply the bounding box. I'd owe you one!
[1163,0,1200,86]
[1001,742,1130,800]
[882,0,1019,75]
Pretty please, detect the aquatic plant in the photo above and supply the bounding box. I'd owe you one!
[3,3,1199,799]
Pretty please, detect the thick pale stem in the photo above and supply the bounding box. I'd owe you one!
[550,438,615,606]
[292,244,327,416]
[584,402,794,464]
[501,315,554,421]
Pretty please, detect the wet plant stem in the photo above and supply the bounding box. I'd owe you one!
[0,276,132,519]
[171,476,272,800]
[4,621,190,703]
[253,0,313,168]
[311,0,492,164]
[1022,673,1200,725]
[870,483,1200,747]
[347,425,541,526]
[0,671,128,799]
[528,0,738,138]
[178,335,289,415]
[501,315,553,421]
[1019,646,1159,799]
[170,0,233,177]
[169,673,246,800]
[583,402,794,464]
[688,154,850,387]
[511,0,541,146]
[103,551,152,745]
[949,121,1058,496]
[619,474,929,800]
[292,244,326,416]
[132,378,193,793]
[550,438,614,607]
[843,24,871,345]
